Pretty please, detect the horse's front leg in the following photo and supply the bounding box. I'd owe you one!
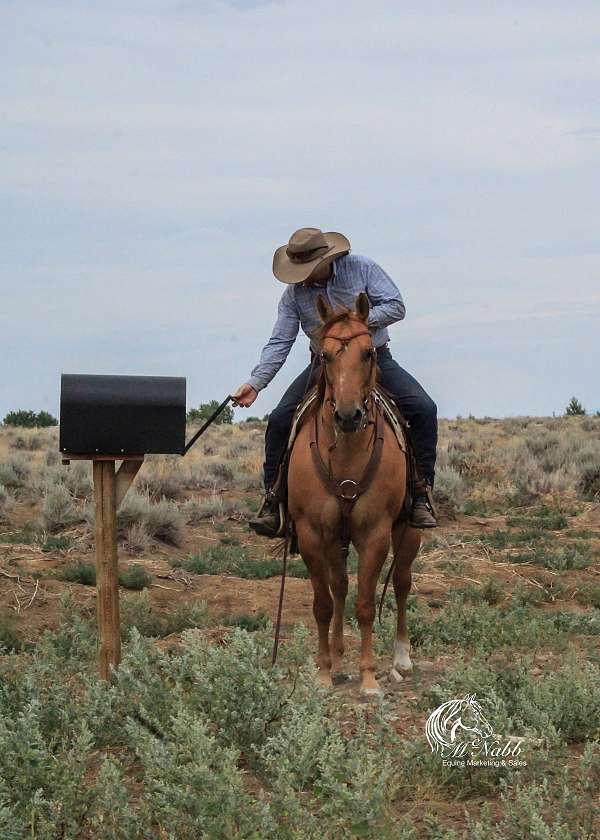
[296,519,334,688]
[355,528,390,697]
[328,548,348,673]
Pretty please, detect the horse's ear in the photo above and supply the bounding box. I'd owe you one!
[355,292,370,323]
[316,294,333,323]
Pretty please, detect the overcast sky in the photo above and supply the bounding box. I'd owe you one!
[2,0,599,421]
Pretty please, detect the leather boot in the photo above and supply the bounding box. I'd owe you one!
[248,494,284,537]
[410,481,437,529]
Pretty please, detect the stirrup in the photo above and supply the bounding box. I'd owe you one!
[248,495,286,538]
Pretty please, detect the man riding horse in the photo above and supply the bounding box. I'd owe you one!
[232,227,438,532]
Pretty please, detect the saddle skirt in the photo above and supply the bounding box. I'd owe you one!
[287,385,408,455]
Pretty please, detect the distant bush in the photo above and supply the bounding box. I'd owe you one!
[3,409,58,427]
[187,400,233,425]
[565,396,586,416]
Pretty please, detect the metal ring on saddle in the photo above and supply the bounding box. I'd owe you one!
[338,478,359,500]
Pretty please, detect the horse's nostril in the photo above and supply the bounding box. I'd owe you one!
[353,408,363,422]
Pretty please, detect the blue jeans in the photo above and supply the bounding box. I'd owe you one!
[263,345,437,489]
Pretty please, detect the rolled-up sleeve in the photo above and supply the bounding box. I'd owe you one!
[247,288,300,392]
[365,259,406,330]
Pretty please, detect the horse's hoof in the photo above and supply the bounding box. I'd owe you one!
[392,660,413,674]
[316,673,333,690]
[360,685,384,699]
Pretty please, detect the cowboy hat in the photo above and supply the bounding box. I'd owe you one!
[273,227,351,284]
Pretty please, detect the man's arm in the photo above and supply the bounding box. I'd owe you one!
[233,288,300,406]
[364,259,406,330]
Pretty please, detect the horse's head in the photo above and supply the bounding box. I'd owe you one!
[316,292,377,433]
[457,694,493,740]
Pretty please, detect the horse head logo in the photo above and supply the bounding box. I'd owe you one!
[425,694,493,757]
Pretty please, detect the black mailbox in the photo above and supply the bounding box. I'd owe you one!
[60,374,186,456]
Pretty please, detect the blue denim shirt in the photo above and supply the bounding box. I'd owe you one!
[248,253,405,392]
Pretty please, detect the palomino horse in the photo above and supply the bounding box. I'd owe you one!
[288,292,422,696]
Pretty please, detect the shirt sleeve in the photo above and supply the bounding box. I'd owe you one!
[364,259,406,330]
[247,288,300,392]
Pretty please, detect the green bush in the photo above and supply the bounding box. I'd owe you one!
[182,545,308,579]
[0,617,21,652]
[119,564,153,590]
[61,561,96,586]
[565,396,586,416]
[186,400,233,425]
[3,409,58,427]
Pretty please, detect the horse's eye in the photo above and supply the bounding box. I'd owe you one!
[320,351,332,364]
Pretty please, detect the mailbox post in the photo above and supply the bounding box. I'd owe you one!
[60,374,186,679]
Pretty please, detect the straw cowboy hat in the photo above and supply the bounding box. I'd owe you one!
[273,227,351,284]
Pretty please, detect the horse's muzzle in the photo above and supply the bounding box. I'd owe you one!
[334,407,364,433]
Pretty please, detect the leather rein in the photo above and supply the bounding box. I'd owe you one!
[309,329,384,560]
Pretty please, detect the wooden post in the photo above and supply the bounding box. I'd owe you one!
[93,459,120,680]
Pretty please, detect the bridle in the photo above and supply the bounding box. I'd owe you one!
[319,329,377,420]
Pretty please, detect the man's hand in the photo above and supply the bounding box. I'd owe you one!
[232,383,258,408]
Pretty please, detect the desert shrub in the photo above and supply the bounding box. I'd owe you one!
[506,504,569,531]
[62,461,93,498]
[61,561,96,586]
[182,545,307,579]
[0,617,21,652]
[0,484,12,525]
[136,465,185,500]
[466,747,600,839]
[42,484,81,532]
[44,448,61,466]
[9,431,43,451]
[206,459,235,483]
[0,454,30,491]
[128,709,272,838]
[119,564,152,590]
[222,612,269,632]
[575,584,600,608]
[123,521,151,554]
[120,592,209,638]
[115,490,151,534]
[41,535,73,552]
[182,495,248,523]
[115,491,184,547]
[579,459,600,499]
[433,466,466,516]
[424,651,600,744]
[144,497,184,547]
